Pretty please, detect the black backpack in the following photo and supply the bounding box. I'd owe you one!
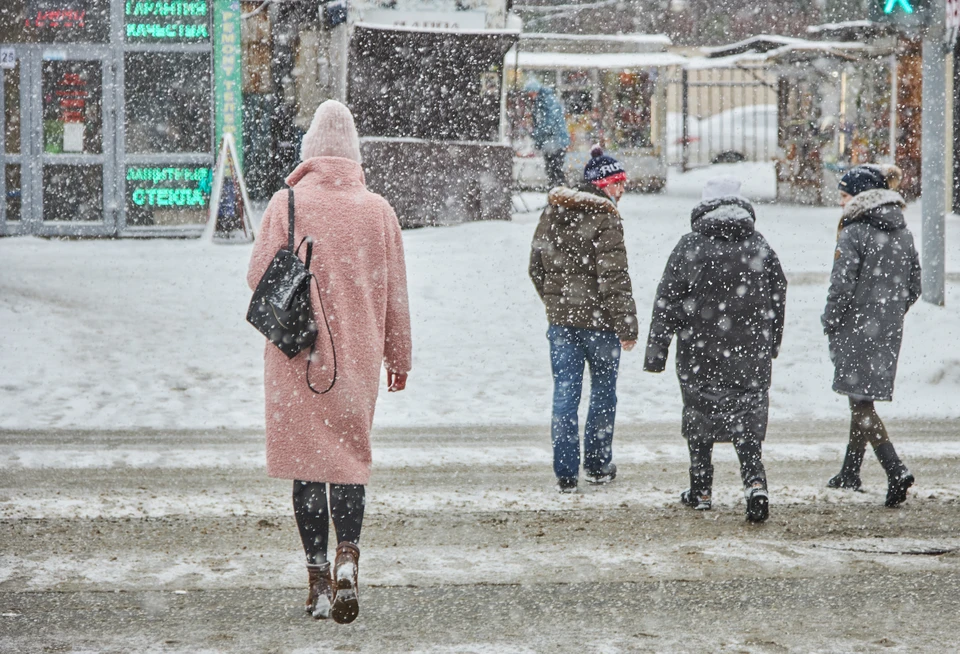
[246,189,336,393]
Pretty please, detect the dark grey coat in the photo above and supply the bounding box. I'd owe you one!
[822,189,921,401]
[644,196,787,441]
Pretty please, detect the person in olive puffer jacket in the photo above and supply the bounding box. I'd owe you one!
[529,146,638,494]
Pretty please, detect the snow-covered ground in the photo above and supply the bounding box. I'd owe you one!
[1,163,959,431]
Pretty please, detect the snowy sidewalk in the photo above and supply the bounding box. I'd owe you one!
[2,189,960,432]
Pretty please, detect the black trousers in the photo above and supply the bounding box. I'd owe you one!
[682,395,768,490]
[687,436,766,490]
[292,481,365,565]
[543,150,566,189]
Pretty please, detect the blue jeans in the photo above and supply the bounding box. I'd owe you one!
[547,325,621,480]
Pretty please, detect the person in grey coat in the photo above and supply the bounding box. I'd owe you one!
[823,164,921,507]
[644,177,787,522]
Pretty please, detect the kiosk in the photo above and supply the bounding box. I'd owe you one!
[507,33,685,192]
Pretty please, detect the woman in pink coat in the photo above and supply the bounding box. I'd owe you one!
[247,100,412,624]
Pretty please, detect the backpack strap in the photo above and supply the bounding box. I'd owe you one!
[287,188,295,252]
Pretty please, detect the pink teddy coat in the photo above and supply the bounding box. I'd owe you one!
[247,156,412,484]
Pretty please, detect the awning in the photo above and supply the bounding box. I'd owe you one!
[695,35,880,69]
[511,51,687,70]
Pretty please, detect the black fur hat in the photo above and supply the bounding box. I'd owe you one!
[838,164,903,196]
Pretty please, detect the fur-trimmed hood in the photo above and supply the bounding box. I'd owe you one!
[690,196,756,241]
[547,184,617,220]
[841,188,907,231]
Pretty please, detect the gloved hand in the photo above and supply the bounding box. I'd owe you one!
[387,371,407,392]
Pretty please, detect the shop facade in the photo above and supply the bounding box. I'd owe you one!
[507,33,684,192]
[0,0,235,237]
[696,35,897,206]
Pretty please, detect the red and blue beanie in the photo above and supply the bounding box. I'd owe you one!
[584,145,627,188]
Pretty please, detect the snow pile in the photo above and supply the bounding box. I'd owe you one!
[1,177,958,430]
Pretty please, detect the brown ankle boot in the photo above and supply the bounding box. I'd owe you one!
[306,562,333,619]
[331,542,360,624]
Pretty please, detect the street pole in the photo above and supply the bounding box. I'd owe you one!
[681,68,689,173]
[921,0,947,305]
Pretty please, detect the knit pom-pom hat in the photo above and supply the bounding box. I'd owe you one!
[838,163,902,196]
[583,145,626,187]
[300,100,362,163]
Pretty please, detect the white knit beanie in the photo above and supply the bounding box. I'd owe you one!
[300,100,362,163]
[701,176,744,201]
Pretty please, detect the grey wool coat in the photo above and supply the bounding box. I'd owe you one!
[644,196,787,439]
[822,188,921,401]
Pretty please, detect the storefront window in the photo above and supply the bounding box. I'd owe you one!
[5,165,21,221]
[559,70,594,115]
[125,52,212,153]
[0,0,110,43]
[608,71,654,149]
[125,165,212,226]
[3,64,20,154]
[124,0,211,43]
[43,164,102,221]
[42,59,102,154]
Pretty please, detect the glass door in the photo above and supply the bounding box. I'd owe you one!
[0,50,24,234]
[30,49,116,235]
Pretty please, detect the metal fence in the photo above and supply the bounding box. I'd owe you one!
[666,67,779,170]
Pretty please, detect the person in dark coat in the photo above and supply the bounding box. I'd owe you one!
[525,78,571,189]
[529,146,637,493]
[823,164,921,507]
[644,177,787,522]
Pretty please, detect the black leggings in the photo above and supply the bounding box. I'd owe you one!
[849,399,891,449]
[292,481,365,565]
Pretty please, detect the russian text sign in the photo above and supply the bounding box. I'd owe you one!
[214,0,242,168]
[125,1,210,42]
[126,166,212,208]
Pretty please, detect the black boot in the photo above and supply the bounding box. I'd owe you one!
[745,481,769,523]
[827,441,865,491]
[681,465,713,511]
[874,442,914,507]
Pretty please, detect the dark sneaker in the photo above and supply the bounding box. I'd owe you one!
[557,477,578,494]
[745,483,769,523]
[827,472,862,491]
[885,472,914,508]
[585,463,617,485]
[680,489,712,511]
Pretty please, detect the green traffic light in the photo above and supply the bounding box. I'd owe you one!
[884,0,915,13]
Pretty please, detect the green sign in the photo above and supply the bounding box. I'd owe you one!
[214,0,242,169]
[125,1,210,42]
[127,166,212,207]
[884,0,914,13]
[870,0,930,26]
